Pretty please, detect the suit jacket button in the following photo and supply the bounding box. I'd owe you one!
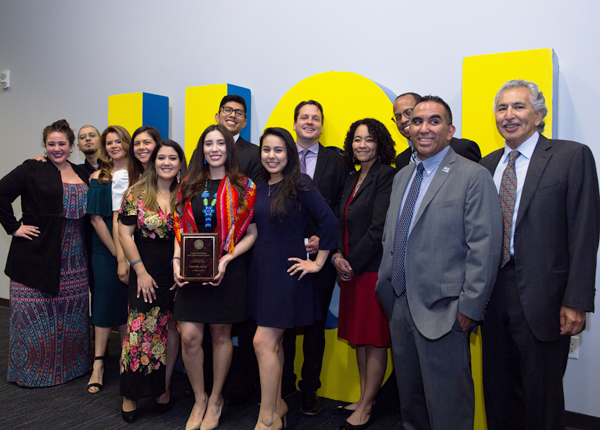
[391,250,394,256]
[387,277,391,282]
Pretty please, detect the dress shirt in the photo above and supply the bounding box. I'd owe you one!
[295,143,319,179]
[399,145,450,236]
[492,132,539,255]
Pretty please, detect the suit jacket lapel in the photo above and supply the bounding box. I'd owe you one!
[341,172,360,208]
[352,161,381,201]
[412,148,456,228]
[515,134,552,228]
[313,143,326,185]
[389,163,416,243]
[482,150,503,176]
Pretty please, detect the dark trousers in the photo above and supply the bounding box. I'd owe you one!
[482,264,571,430]
[390,294,474,430]
[282,263,337,393]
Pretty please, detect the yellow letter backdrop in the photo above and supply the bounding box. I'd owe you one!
[462,48,557,429]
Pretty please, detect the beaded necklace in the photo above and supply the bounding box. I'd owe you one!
[201,178,217,228]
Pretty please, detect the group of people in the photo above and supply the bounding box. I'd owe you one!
[0,79,597,430]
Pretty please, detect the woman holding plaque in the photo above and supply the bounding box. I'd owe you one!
[249,127,338,430]
[118,140,186,423]
[172,124,257,430]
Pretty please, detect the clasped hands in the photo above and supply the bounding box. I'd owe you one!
[172,254,233,288]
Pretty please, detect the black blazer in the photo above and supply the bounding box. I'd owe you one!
[304,144,349,239]
[395,137,481,171]
[236,136,263,185]
[0,159,90,296]
[338,161,395,275]
[480,134,600,341]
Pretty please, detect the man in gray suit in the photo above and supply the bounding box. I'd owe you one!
[376,96,502,429]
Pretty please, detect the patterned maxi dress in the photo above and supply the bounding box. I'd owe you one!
[8,183,92,387]
[119,190,176,400]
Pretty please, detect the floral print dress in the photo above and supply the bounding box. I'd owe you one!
[118,190,176,400]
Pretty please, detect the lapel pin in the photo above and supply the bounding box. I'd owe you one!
[442,166,450,173]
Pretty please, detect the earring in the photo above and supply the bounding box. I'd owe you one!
[378,155,381,162]
[204,158,207,165]
[70,148,73,153]
[352,155,356,163]
[177,170,181,183]
[44,150,47,156]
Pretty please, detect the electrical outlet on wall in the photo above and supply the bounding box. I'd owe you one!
[1,70,10,89]
[568,335,579,359]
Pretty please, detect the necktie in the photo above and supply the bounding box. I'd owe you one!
[391,162,425,296]
[300,149,308,174]
[409,149,418,164]
[499,150,520,267]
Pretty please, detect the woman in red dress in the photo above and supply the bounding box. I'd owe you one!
[331,118,396,430]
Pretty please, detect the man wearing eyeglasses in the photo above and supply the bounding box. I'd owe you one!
[214,94,264,407]
[392,92,481,170]
[215,95,262,184]
[76,125,101,177]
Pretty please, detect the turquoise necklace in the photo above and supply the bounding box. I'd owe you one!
[201,178,217,228]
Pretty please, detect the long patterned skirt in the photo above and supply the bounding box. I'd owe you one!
[7,217,92,387]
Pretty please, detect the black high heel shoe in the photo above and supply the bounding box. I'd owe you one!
[153,399,172,414]
[121,408,138,423]
[334,405,355,416]
[338,417,373,430]
[87,356,106,394]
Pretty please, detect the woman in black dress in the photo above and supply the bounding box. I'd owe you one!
[249,128,338,430]
[172,124,257,430]
[118,140,186,423]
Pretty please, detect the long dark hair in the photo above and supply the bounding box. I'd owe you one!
[127,139,187,214]
[128,126,162,187]
[342,118,396,168]
[177,124,247,211]
[259,127,304,221]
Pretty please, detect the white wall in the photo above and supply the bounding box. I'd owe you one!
[1,0,599,418]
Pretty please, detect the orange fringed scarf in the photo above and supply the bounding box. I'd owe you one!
[175,176,256,256]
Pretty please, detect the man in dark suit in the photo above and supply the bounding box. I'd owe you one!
[376,96,502,429]
[215,95,263,184]
[392,92,482,170]
[480,79,600,430]
[282,100,348,415]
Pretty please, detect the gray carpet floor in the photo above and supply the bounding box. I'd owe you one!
[0,305,403,429]
[0,305,585,430]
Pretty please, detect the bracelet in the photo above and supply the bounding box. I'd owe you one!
[332,256,338,266]
[130,259,142,267]
[171,257,181,269]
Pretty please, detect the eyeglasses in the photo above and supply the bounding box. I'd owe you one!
[79,132,98,139]
[221,106,246,118]
[391,108,413,123]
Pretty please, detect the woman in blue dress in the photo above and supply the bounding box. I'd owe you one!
[86,125,131,393]
[249,127,338,430]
